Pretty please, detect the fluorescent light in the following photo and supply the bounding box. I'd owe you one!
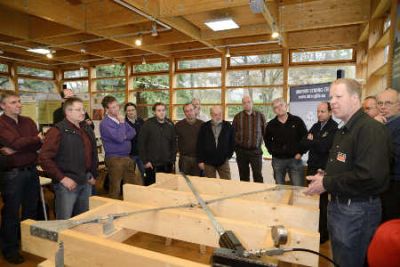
[27,47,51,55]
[204,18,239,31]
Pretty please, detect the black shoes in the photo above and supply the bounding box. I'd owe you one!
[4,252,25,264]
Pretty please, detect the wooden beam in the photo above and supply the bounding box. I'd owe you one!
[280,0,370,32]
[287,25,360,49]
[159,0,249,17]
[202,24,271,40]
[123,184,318,231]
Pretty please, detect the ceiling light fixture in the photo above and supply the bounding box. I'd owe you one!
[271,31,280,39]
[225,47,231,58]
[204,18,239,31]
[151,22,158,37]
[141,55,146,65]
[135,34,143,46]
[80,48,86,54]
[27,47,51,55]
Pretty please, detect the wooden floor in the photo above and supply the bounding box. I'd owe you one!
[0,185,333,267]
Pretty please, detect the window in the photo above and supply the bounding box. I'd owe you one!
[178,58,221,69]
[175,89,221,104]
[64,69,88,79]
[0,75,11,90]
[174,105,215,121]
[0,63,8,73]
[63,81,89,94]
[134,75,169,89]
[134,62,169,73]
[96,78,126,92]
[230,53,281,66]
[95,64,125,78]
[226,105,274,121]
[227,69,283,86]
[17,66,54,79]
[288,65,356,85]
[130,91,170,105]
[291,49,354,63]
[18,78,56,93]
[226,88,283,104]
[176,72,221,88]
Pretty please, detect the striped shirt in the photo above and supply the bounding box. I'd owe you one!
[232,110,266,149]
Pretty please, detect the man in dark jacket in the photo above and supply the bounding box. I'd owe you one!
[138,102,176,186]
[124,102,145,179]
[264,97,308,186]
[40,97,98,219]
[301,101,338,243]
[197,106,234,179]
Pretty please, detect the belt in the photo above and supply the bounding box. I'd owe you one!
[11,165,36,172]
[330,194,379,204]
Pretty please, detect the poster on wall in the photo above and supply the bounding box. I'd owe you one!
[392,0,400,91]
[289,82,332,130]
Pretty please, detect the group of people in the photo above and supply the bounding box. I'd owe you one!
[0,77,399,266]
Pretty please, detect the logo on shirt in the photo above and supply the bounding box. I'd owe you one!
[336,152,346,163]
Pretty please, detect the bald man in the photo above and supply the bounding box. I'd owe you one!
[233,96,266,183]
[376,88,400,221]
[197,106,234,179]
[363,96,380,118]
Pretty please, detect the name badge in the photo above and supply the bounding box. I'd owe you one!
[337,152,346,163]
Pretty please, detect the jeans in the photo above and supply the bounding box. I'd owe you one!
[54,182,91,220]
[271,157,304,186]
[0,168,39,256]
[236,147,263,183]
[131,155,145,178]
[327,197,381,267]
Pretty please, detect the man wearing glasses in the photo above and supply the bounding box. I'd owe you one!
[40,97,98,219]
[376,88,400,222]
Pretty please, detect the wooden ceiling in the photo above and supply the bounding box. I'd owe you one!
[0,0,369,68]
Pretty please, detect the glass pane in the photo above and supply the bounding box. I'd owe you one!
[227,69,283,86]
[129,91,170,105]
[178,58,221,69]
[17,66,54,79]
[96,78,126,92]
[226,105,274,121]
[134,75,169,89]
[291,49,353,63]
[96,64,125,78]
[63,81,89,94]
[18,78,56,93]
[175,89,221,104]
[230,54,282,66]
[0,75,11,90]
[174,105,215,121]
[64,69,88,79]
[136,106,170,120]
[134,62,169,73]
[176,72,221,88]
[226,88,283,104]
[288,65,356,85]
[0,63,8,73]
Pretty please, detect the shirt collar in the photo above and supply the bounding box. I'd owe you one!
[342,108,364,131]
[107,114,120,124]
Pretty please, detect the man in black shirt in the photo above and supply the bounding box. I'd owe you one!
[305,79,391,267]
[264,98,308,186]
[301,101,338,243]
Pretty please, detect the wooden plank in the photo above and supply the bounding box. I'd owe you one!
[281,0,369,32]
[372,0,391,18]
[123,184,319,231]
[359,24,370,42]
[38,260,55,267]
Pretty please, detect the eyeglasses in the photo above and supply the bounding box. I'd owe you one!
[377,101,397,107]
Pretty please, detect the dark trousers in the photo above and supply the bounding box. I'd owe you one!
[307,168,329,243]
[179,155,201,176]
[236,147,263,183]
[0,167,39,256]
[144,163,173,186]
[381,180,400,222]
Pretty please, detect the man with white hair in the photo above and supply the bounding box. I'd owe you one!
[305,79,391,267]
[197,106,234,179]
[232,95,266,183]
[264,97,308,186]
[376,88,400,222]
[191,98,209,122]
